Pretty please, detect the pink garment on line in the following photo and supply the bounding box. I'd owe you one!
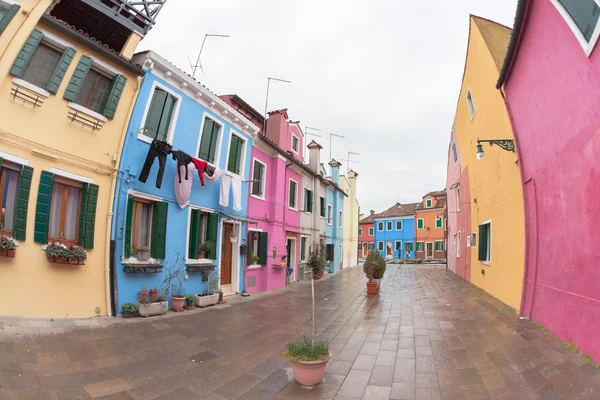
[175,163,195,209]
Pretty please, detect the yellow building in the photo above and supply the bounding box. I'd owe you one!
[340,170,359,269]
[449,16,525,310]
[0,0,162,317]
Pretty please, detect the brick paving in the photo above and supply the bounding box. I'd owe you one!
[1,265,599,399]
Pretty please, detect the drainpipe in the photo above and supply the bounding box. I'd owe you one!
[499,87,532,317]
[104,75,141,316]
[0,0,44,61]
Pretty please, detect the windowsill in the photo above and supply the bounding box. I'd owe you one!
[320,216,325,219]
[288,206,298,212]
[12,77,50,98]
[250,194,266,201]
[122,257,162,266]
[247,265,262,270]
[482,261,491,266]
[303,211,312,215]
[67,102,108,122]
[185,258,214,266]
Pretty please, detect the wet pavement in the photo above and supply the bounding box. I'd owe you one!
[1,265,599,400]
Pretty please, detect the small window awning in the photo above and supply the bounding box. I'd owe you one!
[219,212,259,225]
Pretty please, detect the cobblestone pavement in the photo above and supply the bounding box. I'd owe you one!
[1,265,599,400]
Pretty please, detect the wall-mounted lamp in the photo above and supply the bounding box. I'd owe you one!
[476,138,515,160]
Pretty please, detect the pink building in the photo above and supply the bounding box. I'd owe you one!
[499,0,600,360]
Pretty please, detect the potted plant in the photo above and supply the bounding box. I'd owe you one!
[171,282,185,312]
[363,251,385,295]
[121,303,138,318]
[308,245,325,280]
[252,255,260,265]
[138,285,148,302]
[149,287,158,300]
[45,242,70,264]
[133,245,151,261]
[0,235,16,258]
[68,244,87,265]
[184,294,196,310]
[372,253,387,290]
[286,273,330,385]
[195,271,219,308]
[197,242,212,259]
[137,295,168,317]
[159,254,185,312]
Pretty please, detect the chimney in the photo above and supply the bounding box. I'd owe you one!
[308,140,322,174]
[329,159,342,185]
[370,210,375,215]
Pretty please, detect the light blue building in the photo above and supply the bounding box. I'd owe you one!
[324,160,344,273]
[373,203,419,260]
[110,51,259,312]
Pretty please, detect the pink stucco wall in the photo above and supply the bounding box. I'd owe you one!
[246,146,301,293]
[266,110,304,162]
[504,0,600,360]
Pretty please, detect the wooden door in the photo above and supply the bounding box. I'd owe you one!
[426,242,434,259]
[221,224,232,285]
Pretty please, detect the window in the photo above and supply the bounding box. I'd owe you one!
[467,235,471,248]
[320,197,326,218]
[435,216,442,228]
[339,211,342,228]
[369,227,374,236]
[20,43,62,90]
[434,241,445,251]
[142,87,178,142]
[198,117,221,164]
[405,242,413,252]
[426,199,432,208]
[288,180,298,209]
[456,186,461,212]
[247,230,268,265]
[478,222,491,263]
[472,232,477,247]
[457,231,461,258]
[300,237,307,261]
[325,243,334,261]
[377,222,384,231]
[395,241,402,251]
[327,205,332,225]
[368,243,374,251]
[123,195,167,259]
[416,242,424,252]
[251,159,266,198]
[75,68,112,114]
[453,234,456,246]
[0,160,21,236]
[417,218,424,229]
[359,228,363,236]
[48,177,84,242]
[129,198,153,251]
[188,209,218,260]
[396,221,402,230]
[303,188,313,213]
[552,0,600,55]
[378,241,384,251]
[386,221,392,231]
[227,134,245,175]
[452,142,458,163]
[292,134,299,153]
[466,89,475,119]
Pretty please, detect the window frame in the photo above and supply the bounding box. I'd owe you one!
[300,236,307,261]
[358,228,362,236]
[452,142,458,163]
[377,221,384,231]
[250,158,267,200]
[369,227,374,236]
[551,0,600,56]
[187,206,217,261]
[138,81,182,145]
[378,241,384,251]
[339,210,342,228]
[291,133,300,154]
[319,196,326,218]
[303,187,313,213]
[417,218,424,230]
[435,216,442,228]
[426,198,432,208]
[0,160,21,236]
[74,67,112,116]
[480,220,492,265]
[396,220,402,230]
[225,131,247,178]
[434,240,444,251]
[246,228,264,268]
[130,197,154,251]
[195,113,224,166]
[395,240,402,252]
[466,89,475,120]
[386,221,392,231]
[288,179,298,210]
[456,186,461,212]
[48,175,84,244]
[327,204,333,225]
[456,231,461,258]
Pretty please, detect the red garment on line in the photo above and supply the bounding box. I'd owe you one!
[191,158,207,186]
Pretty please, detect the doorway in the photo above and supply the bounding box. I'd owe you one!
[405,241,413,259]
[426,242,434,259]
[286,237,296,283]
[362,243,367,257]
[221,223,233,292]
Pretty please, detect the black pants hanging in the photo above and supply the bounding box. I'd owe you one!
[171,150,193,183]
[138,139,172,188]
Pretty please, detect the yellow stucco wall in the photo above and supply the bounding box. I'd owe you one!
[452,17,525,310]
[341,172,359,269]
[0,6,140,317]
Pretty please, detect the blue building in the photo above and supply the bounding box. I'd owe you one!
[374,203,419,260]
[111,51,259,312]
[324,160,344,273]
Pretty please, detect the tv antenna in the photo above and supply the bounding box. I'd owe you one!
[188,33,230,79]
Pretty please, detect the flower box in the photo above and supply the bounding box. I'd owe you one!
[137,301,168,317]
[195,293,219,308]
[0,249,16,258]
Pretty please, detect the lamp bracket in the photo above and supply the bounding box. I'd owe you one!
[477,139,515,152]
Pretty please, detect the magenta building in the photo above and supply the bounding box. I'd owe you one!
[499,0,600,360]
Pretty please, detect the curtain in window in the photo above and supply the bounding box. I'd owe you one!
[64,187,80,241]
[2,170,18,231]
[136,203,151,247]
[49,184,64,239]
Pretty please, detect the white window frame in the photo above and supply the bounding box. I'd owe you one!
[481,220,492,265]
[291,133,300,154]
[288,179,298,211]
[467,235,471,248]
[138,81,183,145]
[386,221,392,231]
[435,216,443,229]
[472,232,477,248]
[426,198,432,208]
[396,220,402,230]
[195,112,224,167]
[378,241,384,251]
[551,0,600,57]
[225,130,248,179]
[300,236,308,261]
[377,221,384,231]
[319,196,326,219]
[185,205,217,262]
[369,227,374,236]
[250,158,267,201]
[359,228,362,236]
[339,210,342,228]
[457,231,461,258]
[327,204,333,225]
[466,89,475,120]
[456,186,461,212]
[303,186,312,214]
[434,240,444,252]
[417,218,424,230]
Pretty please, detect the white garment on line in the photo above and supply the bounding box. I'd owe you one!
[204,166,225,182]
[218,174,243,211]
[219,175,230,207]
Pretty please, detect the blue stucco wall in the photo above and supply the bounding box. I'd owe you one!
[325,185,344,273]
[373,216,415,259]
[111,69,253,312]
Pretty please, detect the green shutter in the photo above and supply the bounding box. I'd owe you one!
[123,195,134,258]
[0,4,20,36]
[151,201,168,259]
[63,55,92,102]
[478,225,487,261]
[102,74,127,119]
[34,171,54,243]
[10,29,43,78]
[417,219,423,229]
[188,209,200,259]
[45,47,76,94]
[206,213,218,260]
[259,232,268,265]
[307,191,312,212]
[13,165,33,241]
[78,183,98,249]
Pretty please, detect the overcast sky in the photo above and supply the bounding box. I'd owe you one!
[138,0,518,214]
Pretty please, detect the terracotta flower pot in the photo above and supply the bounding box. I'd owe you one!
[68,258,79,265]
[171,295,185,312]
[289,352,331,386]
[197,251,205,259]
[366,281,378,295]
[138,291,148,302]
[6,249,16,258]
[149,290,157,300]
[56,256,67,264]
[79,258,86,265]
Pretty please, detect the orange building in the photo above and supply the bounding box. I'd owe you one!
[358,211,377,258]
[415,190,447,260]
